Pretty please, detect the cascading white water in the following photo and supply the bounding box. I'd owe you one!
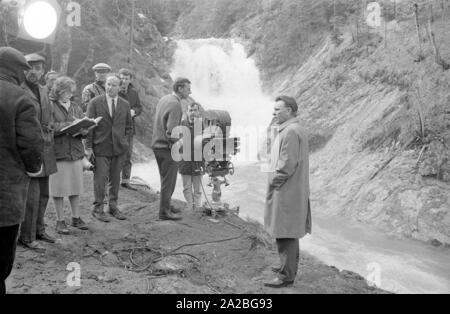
[133,39,450,294]
[171,38,274,162]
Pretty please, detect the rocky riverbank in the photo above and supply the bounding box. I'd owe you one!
[7,173,387,294]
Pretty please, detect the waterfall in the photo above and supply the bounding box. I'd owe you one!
[171,38,274,162]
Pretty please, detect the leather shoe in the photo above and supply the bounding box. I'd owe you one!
[19,240,46,253]
[92,211,111,223]
[159,212,182,221]
[271,265,282,273]
[264,278,294,288]
[36,232,56,244]
[121,183,138,191]
[110,209,126,220]
[170,205,181,214]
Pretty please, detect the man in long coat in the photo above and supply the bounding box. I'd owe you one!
[264,96,312,288]
[0,47,44,294]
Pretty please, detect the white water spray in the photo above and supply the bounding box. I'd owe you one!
[171,38,274,162]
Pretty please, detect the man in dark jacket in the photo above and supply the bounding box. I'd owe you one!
[179,103,204,211]
[86,74,133,223]
[0,47,44,294]
[19,53,58,252]
[151,77,191,221]
[118,68,143,191]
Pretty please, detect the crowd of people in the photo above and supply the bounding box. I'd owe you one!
[0,45,311,294]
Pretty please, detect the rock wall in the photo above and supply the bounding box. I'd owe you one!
[171,0,450,245]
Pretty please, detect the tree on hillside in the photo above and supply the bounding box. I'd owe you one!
[426,2,450,70]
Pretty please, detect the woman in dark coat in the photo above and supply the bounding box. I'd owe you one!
[49,76,89,234]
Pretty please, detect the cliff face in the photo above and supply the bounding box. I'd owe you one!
[170,0,450,245]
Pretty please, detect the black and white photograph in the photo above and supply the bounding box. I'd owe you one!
[0,0,449,298]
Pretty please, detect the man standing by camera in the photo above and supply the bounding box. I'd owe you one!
[264,96,312,288]
[118,68,143,191]
[179,102,204,211]
[152,78,191,221]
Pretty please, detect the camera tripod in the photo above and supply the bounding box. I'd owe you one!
[201,175,240,219]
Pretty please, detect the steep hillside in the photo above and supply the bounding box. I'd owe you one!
[272,2,450,246]
[172,0,450,245]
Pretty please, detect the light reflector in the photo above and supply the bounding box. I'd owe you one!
[22,1,58,39]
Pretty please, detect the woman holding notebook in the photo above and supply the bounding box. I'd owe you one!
[49,76,90,234]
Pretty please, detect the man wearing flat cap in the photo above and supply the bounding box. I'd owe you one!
[81,63,112,112]
[18,53,58,252]
[152,77,192,221]
[0,47,44,294]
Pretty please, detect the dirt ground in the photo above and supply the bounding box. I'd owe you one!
[7,173,386,294]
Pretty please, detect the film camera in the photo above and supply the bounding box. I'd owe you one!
[201,110,240,218]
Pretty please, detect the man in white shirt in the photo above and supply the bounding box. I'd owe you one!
[86,75,133,222]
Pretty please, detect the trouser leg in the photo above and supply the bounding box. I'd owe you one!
[182,175,194,210]
[36,176,50,236]
[19,179,40,243]
[192,175,202,208]
[109,154,125,210]
[154,149,179,217]
[276,238,300,282]
[121,135,134,184]
[0,225,20,295]
[93,156,110,213]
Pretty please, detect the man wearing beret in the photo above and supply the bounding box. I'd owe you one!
[0,47,44,294]
[18,53,58,252]
[81,63,112,113]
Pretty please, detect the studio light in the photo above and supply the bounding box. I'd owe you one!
[17,0,61,43]
[23,1,58,39]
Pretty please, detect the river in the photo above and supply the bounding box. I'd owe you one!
[133,38,450,294]
[132,161,450,294]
